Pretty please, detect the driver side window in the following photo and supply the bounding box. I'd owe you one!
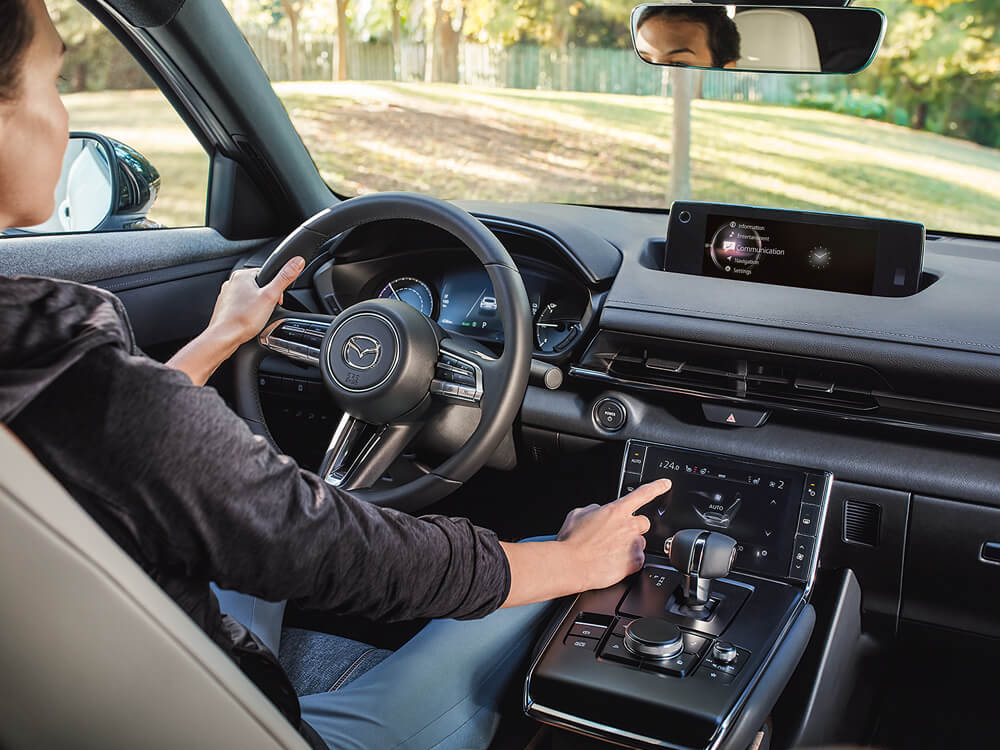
[12,2,210,235]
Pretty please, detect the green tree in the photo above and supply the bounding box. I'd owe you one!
[871,0,999,141]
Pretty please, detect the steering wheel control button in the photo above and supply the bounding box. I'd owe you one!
[601,636,641,666]
[430,353,483,403]
[702,403,769,428]
[327,312,399,392]
[623,618,684,660]
[564,635,599,651]
[569,623,607,639]
[593,398,627,431]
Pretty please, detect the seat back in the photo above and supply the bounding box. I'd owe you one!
[0,425,309,750]
[734,9,822,72]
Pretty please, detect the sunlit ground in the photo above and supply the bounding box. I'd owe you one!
[65,83,1000,236]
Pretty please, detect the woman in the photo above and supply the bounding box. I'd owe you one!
[0,0,667,747]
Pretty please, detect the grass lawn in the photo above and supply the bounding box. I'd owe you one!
[65,82,1000,236]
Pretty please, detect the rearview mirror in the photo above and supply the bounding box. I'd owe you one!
[14,132,161,234]
[631,3,885,74]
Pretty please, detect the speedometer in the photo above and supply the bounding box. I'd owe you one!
[378,277,434,317]
[536,302,582,353]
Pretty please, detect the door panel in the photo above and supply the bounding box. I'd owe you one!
[1,228,277,353]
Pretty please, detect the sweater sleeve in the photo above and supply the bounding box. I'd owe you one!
[14,343,511,621]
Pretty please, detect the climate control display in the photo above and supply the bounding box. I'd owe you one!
[620,441,829,581]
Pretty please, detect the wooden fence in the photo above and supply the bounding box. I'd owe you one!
[243,28,850,104]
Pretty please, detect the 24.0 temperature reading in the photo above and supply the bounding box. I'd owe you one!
[658,459,681,472]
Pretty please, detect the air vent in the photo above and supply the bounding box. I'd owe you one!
[584,333,882,412]
[843,500,881,547]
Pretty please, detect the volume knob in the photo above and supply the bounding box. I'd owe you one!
[623,618,684,660]
[711,640,738,664]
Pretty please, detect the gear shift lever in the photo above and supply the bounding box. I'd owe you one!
[664,529,738,609]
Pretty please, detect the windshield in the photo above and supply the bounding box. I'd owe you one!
[226,0,1000,236]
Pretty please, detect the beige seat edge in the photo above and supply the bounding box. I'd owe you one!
[0,425,310,749]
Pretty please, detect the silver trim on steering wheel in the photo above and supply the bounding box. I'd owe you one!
[258,318,327,366]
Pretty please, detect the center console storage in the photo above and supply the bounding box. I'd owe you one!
[524,441,832,749]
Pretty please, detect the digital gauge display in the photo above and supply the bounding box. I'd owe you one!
[438,268,504,342]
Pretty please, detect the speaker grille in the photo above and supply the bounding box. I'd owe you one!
[843,499,881,547]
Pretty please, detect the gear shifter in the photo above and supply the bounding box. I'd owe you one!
[664,529,738,609]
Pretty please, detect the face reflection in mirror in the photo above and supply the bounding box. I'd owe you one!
[634,6,740,69]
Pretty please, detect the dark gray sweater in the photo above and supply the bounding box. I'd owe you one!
[0,275,511,732]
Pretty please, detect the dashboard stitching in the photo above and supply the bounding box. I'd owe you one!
[604,300,1000,352]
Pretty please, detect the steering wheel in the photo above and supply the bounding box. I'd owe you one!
[232,193,533,512]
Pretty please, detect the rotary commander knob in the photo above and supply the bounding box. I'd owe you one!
[664,529,738,609]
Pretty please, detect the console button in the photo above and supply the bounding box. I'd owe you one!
[695,664,735,685]
[601,636,641,666]
[564,635,598,651]
[803,475,824,501]
[575,612,614,628]
[593,398,627,431]
[621,472,641,495]
[642,650,699,677]
[625,445,647,474]
[682,632,710,655]
[789,534,816,580]
[570,623,607,640]
[703,645,750,675]
[612,618,633,637]
[797,503,821,537]
[701,403,769,428]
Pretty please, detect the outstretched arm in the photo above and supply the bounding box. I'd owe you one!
[166,257,305,386]
[500,480,665,608]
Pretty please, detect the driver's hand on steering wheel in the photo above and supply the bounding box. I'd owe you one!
[208,256,306,347]
[166,256,305,387]
[556,479,665,592]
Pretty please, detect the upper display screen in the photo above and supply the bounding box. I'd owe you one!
[701,213,879,294]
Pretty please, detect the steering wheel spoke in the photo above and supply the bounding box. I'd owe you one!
[319,413,424,491]
[258,315,332,367]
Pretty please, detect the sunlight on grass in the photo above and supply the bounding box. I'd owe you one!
[64,84,1000,236]
[63,90,209,228]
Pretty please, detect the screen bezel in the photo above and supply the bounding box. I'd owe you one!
[664,201,925,297]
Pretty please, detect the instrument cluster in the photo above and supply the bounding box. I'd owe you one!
[343,251,590,355]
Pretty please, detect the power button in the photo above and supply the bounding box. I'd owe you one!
[593,398,627,432]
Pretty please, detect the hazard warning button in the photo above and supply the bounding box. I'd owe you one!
[701,403,770,428]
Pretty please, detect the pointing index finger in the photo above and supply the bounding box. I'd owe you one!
[619,478,671,512]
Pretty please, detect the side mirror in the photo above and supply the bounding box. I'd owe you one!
[15,132,161,234]
[631,3,885,75]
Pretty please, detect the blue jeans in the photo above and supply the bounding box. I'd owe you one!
[214,535,559,750]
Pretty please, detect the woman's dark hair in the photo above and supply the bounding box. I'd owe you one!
[0,0,34,101]
[637,5,741,68]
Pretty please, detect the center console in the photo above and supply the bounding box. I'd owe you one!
[524,441,832,749]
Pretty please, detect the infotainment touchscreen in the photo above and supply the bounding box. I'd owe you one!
[619,441,830,582]
[701,214,878,294]
[664,201,925,297]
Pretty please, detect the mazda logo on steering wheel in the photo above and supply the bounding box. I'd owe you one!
[343,334,382,370]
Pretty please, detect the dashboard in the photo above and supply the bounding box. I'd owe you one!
[251,199,1000,650]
